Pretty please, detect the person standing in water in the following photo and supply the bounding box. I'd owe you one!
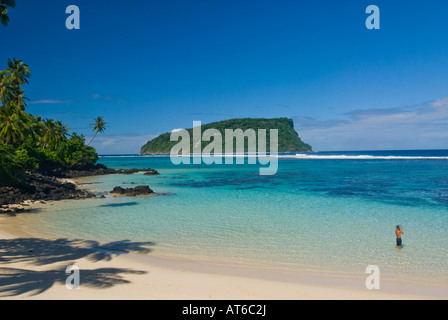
[396,225,404,248]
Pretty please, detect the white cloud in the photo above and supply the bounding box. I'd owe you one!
[295,97,448,151]
[90,94,123,102]
[30,99,72,104]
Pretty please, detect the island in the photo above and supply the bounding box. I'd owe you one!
[140,118,312,154]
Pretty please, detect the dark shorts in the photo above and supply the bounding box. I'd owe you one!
[396,238,402,246]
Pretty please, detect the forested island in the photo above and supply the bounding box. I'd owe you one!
[141,118,312,154]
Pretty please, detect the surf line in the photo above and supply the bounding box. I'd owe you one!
[170,121,279,176]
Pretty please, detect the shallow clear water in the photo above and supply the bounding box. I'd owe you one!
[27,151,448,286]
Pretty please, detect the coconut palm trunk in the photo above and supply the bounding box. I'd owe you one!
[88,116,107,146]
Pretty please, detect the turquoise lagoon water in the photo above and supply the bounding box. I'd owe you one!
[28,151,448,287]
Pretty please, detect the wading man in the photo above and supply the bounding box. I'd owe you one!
[395,225,404,248]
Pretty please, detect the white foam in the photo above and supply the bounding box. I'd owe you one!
[99,154,448,160]
[293,154,448,160]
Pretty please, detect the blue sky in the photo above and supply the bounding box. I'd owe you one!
[1,0,448,153]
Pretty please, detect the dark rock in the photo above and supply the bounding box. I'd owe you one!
[110,185,155,197]
[0,172,91,206]
[133,186,154,194]
[144,169,160,176]
[47,164,160,179]
[1,165,160,206]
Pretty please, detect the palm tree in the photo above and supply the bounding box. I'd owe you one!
[0,58,31,109]
[0,0,16,27]
[4,58,31,87]
[40,119,58,150]
[8,86,28,110]
[87,116,107,146]
[0,104,28,146]
[0,58,32,147]
[25,115,44,147]
[54,120,70,147]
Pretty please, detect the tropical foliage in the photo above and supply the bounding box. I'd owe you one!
[88,116,107,146]
[0,58,104,186]
[0,0,16,26]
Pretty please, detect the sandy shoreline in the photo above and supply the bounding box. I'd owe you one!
[1,202,446,300]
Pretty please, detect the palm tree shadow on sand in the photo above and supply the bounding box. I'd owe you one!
[0,238,154,297]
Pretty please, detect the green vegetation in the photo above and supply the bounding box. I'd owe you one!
[0,58,102,186]
[88,116,107,146]
[141,118,312,154]
[0,0,15,26]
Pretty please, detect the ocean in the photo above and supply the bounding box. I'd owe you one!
[27,150,448,289]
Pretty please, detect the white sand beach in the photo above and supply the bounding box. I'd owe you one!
[0,204,443,300]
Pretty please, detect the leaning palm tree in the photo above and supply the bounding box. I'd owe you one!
[87,116,107,146]
[0,0,16,26]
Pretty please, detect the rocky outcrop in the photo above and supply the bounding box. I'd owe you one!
[0,172,95,207]
[48,164,159,178]
[0,164,160,207]
[143,169,160,176]
[110,186,155,197]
